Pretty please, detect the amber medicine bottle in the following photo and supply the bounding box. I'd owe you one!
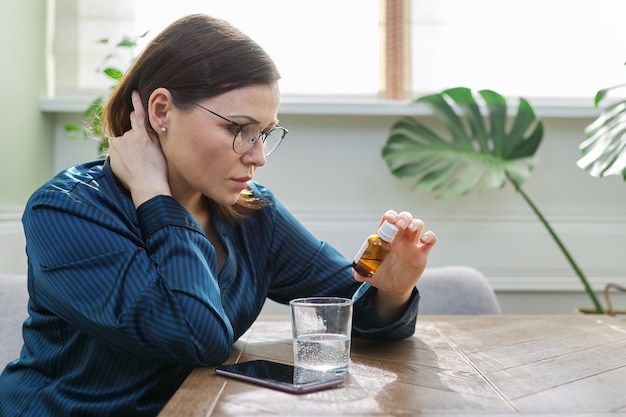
[352,220,399,278]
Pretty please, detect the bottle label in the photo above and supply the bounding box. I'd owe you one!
[353,240,369,263]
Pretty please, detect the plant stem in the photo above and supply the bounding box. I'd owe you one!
[508,177,605,314]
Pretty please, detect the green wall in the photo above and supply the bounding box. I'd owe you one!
[0,1,54,206]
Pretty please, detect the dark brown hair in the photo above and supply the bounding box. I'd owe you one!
[105,14,281,221]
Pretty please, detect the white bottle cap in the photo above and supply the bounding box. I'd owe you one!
[378,220,399,242]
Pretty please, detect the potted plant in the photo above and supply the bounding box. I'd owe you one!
[575,78,626,313]
[65,32,148,155]
[382,86,606,314]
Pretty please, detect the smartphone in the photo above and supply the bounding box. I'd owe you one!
[215,360,345,394]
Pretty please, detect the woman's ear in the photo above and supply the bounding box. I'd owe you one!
[147,88,172,134]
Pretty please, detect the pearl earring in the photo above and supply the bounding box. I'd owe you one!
[160,126,167,133]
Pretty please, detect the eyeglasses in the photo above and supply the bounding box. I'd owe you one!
[190,102,288,157]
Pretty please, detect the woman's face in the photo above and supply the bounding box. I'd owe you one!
[160,84,280,207]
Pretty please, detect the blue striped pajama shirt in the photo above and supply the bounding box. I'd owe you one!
[0,159,420,416]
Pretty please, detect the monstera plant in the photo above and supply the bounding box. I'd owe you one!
[578,83,626,179]
[382,86,605,314]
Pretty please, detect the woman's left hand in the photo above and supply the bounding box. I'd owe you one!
[108,90,171,208]
[352,210,437,323]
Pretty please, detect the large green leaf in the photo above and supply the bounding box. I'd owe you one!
[578,84,626,180]
[382,87,544,198]
[381,87,605,313]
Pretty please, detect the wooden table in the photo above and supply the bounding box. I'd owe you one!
[158,315,626,416]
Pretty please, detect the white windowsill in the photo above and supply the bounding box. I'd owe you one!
[39,94,604,118]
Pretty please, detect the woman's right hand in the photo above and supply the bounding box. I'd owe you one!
[108,90,171,208]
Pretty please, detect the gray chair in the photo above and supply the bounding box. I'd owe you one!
[0,274,29,367]
[418,266,501,314]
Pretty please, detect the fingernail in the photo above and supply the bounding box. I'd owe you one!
[421,231,433,244]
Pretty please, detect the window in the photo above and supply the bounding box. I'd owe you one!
[53,0,626,100]
[134,0,380,97]
[409,0,626,98]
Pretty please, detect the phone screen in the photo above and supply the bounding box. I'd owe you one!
[215,360,345,394]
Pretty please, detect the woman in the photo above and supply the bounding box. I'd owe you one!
[0,14,436,417]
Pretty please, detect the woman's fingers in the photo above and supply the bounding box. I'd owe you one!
[128,91,146,136]
[131,90,144,117]
[420,230,437,246]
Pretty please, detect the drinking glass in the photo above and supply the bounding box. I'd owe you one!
[289,297,353,375]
